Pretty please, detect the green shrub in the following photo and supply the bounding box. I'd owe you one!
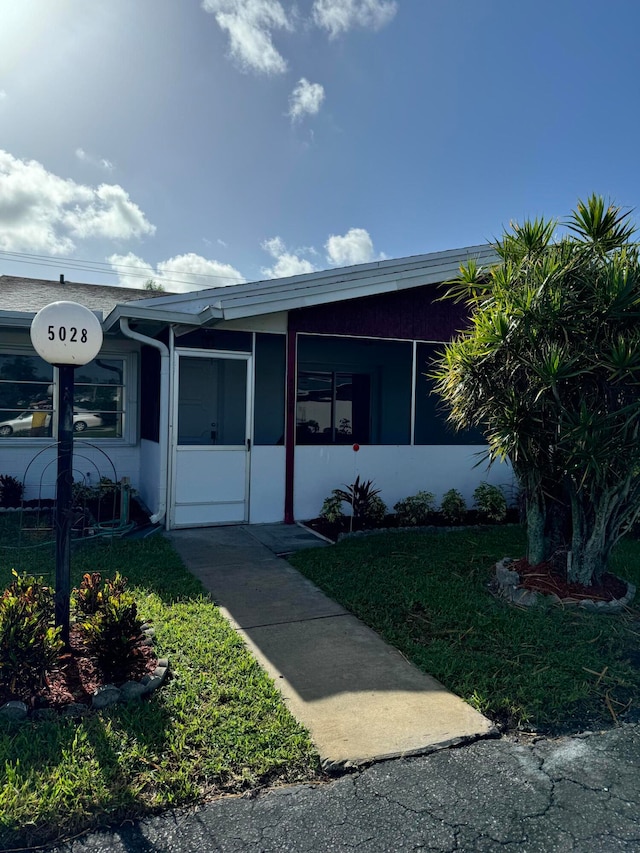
[0,571,62,693]
[319,492,345,524]
[394,491,436,526]
[72,476,117,506]
[0,475,24,508]
[364,495,387,527]
[440,489,467,524]
[76,572,144,680]
[73,571,107,616]
[473,482,507,522]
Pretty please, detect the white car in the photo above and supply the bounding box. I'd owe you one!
[0,410,103,436]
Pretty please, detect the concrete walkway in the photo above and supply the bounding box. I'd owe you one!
[169,524,493,769]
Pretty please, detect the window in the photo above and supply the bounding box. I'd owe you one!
[0,352,126,440]
[296,371,370,444]
[73,358,125,438]
[0,354,54,438]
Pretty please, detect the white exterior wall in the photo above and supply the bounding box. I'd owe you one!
[249,446,286,523]
[1,441,141,501]
[139,439,161,514]
[293,445,514,521]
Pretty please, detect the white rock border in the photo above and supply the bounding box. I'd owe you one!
[0,623,168,722]
[494,557,636,613]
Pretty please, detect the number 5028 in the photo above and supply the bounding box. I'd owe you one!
[47,325,88,343]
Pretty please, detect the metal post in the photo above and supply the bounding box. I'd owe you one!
[55,364,74,648]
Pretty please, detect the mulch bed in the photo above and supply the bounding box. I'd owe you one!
[511,558,629,603]
[0,626,157,710]
[306,509,520,543]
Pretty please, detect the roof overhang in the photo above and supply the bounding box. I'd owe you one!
[102,303,223,332]
[0,309,105,329]
[2,244,499,335]
[103,244,499,330]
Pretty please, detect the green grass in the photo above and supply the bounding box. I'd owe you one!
[0,526,319,850]
[290,526,640,734]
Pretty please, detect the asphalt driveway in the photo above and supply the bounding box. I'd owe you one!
[49,723,640,852]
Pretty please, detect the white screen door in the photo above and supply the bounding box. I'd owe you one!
[171,350,252,527]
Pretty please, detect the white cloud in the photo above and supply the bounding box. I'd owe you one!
[108,251,245,293]
[261,236,317,278]
[313,0,397,38]
[202,0,292,75]
[0,149,154,255]
[325,227,381,266]
[0,90,6,101]
[288,78,325,122]
[107,252,155,288]
[64,184,153,241]
[75,147,115,171]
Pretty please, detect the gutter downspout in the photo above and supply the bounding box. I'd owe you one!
[119,318,170,527]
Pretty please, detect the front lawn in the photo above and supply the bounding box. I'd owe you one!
[289,526,640,733]
[0,530,319,850]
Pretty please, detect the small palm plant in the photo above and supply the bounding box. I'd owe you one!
[333,476,386,529]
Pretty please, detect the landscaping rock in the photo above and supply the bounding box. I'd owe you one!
[510,588,539,608]
[0,701,28,722]
[61,703,90,718]
[495,558,519,587]
[92,684,121,709]
[494,559,636,613]
[119,681,147,702]
[622,581,636,607]
[32,708,59,722]
[140,674,163,695]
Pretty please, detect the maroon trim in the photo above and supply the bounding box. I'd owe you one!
[284,330,297,524]
[288,283,469,341]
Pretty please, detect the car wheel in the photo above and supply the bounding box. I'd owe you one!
[0,425,13,436]
[73,420,87,432]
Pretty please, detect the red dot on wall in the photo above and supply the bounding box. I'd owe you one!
[353,444,360,452]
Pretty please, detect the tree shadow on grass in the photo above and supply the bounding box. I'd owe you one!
[0,696,175,851]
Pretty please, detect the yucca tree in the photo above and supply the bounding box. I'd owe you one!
[433,195,640,585]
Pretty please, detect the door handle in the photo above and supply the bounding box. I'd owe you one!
[246,438,251,451]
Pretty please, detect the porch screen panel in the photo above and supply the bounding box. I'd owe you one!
[414,343,485,444]
[254,333,285,445]
[177,356,246,446]
[296,336,411,445]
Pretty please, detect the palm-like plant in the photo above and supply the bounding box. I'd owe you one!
[433,195,640,585]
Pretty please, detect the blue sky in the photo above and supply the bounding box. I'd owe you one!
[1,0,639,292]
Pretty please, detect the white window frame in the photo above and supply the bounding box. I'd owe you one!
[0,345,137,446]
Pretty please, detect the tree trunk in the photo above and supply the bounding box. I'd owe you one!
[568,490,609,585]
[525,483,571,569]
[526,494,546,565]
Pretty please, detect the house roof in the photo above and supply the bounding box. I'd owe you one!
[0,276,171,328]
[0,244,500,333]
[103,243,499,331]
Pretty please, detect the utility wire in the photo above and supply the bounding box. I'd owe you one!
[0,248,248,289]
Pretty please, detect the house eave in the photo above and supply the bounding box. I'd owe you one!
[103,303,223,331]
[218,264,476,320]
[0,309,105,329]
